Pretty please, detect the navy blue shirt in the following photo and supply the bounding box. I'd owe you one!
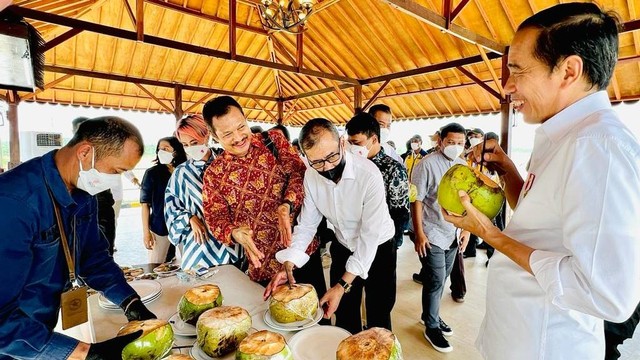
[140,164,171,236]
[0,151,137,359]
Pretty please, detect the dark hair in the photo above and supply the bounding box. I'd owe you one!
[67,116,144,159]
[485,132,499,141]
[368,104,391,117]
[153,136,187,167]
[250,126,264,134]
[518,2,619,91]
[270,124,291,142]
[71,117,90,134]
[440,122,466,139]
[410,134,422,142]
[292,138,300,148]
[202,96,245,133]
[299,118,339,152]
[345,113,380,142]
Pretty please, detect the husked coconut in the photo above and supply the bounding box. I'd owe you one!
[117,319,174,360]
[178,284,223,325]
[163,355,194,360]
[268,284,318,323]
[235,330,293,360]
[196,306,252,357]
[336,327,403,360]
[437,164,505,219]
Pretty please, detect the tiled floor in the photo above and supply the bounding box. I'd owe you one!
[113,207,639,359]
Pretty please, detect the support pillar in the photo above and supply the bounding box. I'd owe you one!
[354,85,362,114]
[7,90,20,169]
[174,85,183,120]
[277,101,284,125]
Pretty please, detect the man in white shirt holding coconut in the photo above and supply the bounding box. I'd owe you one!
[264,118,396,335]
[443,3,640,359]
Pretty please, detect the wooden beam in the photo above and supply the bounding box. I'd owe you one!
[500,51,512,155]
[618,54,640,65]
[277,101,284,124]
[229,0,236,60]
[354,84,362,113]
[12,6,359,85]
[456,66,502,100]
[360,52,501,84]
[122,0,136,28]
[136,0,144,41]
[362,80,390,110]
[621,19,640,33]
[443,0,451,29]
[252,98,279,123]
[134,83,173,113]
[145,0,267,35]
[46,65,278,101]
[284,83,354,101]
[271,36,297,66]
[174,85,183,119]
[266,36,284,98]
[610,73,621,100]
[296,32,304,69]
[331,80,355,113]
[20,74,73,100]
[379,0,505,54]
[476,44,505,97]
[41,28,84,52]
[283,99,299,122]
[450,0,470,22]
[8,90,20,169]
[184,92,215,113]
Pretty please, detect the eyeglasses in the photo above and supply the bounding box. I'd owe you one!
[308,148,341,170]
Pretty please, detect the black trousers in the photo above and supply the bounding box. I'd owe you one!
[604,300,640,360]
[449,249,466,299]
[330,239,397,334]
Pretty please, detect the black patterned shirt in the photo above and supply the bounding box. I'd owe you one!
[370,148,410,231]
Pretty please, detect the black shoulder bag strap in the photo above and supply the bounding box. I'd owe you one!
[261,131,279,160]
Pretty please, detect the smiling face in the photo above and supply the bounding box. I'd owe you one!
[505,27,568,124]
[211,106,252,157]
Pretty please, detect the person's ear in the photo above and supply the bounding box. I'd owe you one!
[559,55,583,89]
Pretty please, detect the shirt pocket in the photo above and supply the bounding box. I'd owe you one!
[35,225,62,266]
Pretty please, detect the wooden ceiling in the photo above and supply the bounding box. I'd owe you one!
[6,0,640,125]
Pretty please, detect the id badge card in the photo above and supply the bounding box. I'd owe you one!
[60,286,88,330]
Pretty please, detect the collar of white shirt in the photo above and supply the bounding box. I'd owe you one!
[538,91,611,144]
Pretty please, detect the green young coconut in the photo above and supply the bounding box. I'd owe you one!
[196,306,252,358]
[235,330,293,360]
[117,319,174,360]
[437,164,505,220]
[268,284,318,323]
[336,327,403,360]
[178,284,223,325]
[163,354,194,360]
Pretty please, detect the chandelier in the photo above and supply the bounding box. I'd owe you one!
[258,0,314,34]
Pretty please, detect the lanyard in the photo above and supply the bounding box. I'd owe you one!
[47,188,77,284]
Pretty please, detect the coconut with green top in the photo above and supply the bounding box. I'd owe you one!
[178,284,223,325]
[196,306,252,357]
[336,327,403,360]
[235,330,293,360]
[118,319,174,360]
[268,284,318,323]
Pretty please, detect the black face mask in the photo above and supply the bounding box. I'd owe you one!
[318,156,346,182]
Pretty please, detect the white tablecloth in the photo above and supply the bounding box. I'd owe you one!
[60,265,298,354]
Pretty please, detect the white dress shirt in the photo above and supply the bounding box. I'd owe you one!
[276,152,395,279]
[478,91,640,360]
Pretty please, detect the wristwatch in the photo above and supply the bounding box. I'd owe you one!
[337,279,352,293]
[282,200,294,213]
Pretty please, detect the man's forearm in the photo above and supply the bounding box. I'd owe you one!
[501,166,525,209]
[482,227,534,274]
[411,201,424,235]
[69,343,90,360]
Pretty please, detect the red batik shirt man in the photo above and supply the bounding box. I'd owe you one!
[201,96,320,284]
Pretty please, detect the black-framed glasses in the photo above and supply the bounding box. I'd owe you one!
[308,148,341,170]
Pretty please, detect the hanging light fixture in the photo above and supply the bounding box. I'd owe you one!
[258,0,314,34]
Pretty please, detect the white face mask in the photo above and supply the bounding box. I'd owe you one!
[443,144,465,160]
[157,150,174,165]
[77,147,122,196]
[185,144,208,161]
[410,142,420,151]
[348,141,370,158]
[469,137,483,148]
[379,128,391,144]
[431,141,438,148]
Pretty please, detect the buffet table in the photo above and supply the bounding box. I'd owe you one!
[65,265,298,355]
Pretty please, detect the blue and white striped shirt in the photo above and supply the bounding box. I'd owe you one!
[164,154,240,270]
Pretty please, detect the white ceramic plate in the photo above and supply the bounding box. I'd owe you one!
[169,312,197,337]
[189,329,257,360]
[287,326,351,360]
[153,264,181,275]
[98,280,162,308]
[263,304,323,331]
